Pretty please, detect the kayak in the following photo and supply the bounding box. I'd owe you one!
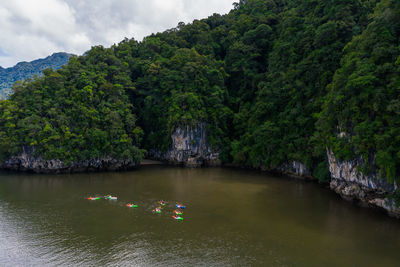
[174,209,183,215]
[175,203,185,209]
[153,207,162,214]
[88,197,101,200]
[172,215,184,221]
[158,200,167,206]
[126,203,138,208]
[105,195,117,200]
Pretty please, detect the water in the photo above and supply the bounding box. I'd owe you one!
[0,166,399,266]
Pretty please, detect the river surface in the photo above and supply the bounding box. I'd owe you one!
[0,166,400,266]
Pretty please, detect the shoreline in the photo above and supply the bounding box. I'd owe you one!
[0,158,397,219]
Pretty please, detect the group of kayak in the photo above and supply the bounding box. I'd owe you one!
[153,200,186,221]
[173,202,185,221]
[88,195,118,201]
[87,196,185,221]
[88,195,138,208]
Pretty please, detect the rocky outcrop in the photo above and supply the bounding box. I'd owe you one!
[149,123,220,167]
[327,150,400,218]
[0,147,139,173]
[276,161,314,179]
[226,160,313,180]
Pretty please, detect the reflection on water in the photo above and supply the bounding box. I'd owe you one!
[0,166,400,266]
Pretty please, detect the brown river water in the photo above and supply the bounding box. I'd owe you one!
[0,165,400,266]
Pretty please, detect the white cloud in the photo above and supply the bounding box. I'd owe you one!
[0,0,234,67]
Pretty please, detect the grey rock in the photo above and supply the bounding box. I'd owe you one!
[0,147,139,173]
[327,149,396,192]
[369,198,400,218]
[327,149,400,218]
[277,161,313,179]
[148,123,220,167]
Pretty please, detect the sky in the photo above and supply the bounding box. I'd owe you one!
[0,0,234,68]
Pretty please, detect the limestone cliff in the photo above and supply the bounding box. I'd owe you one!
[149,123,316,177]
[276,161,313,179]
[0,147,139,173]
[327,150,400,218]
[149,123,220,167]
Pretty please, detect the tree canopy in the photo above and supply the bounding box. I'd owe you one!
[0,0,399,183]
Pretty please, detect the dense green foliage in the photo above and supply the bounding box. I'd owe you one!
[0,53,71,99]
[131,45,230,151]
[318,0,400,182]
[226,0,374,176]
[0,0,398,182]
[0,50,144,163]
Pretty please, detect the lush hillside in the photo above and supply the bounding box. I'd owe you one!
[318,0,400,182]
[0,0,398,183]
[0,52,72,99]
[0,50,144,163]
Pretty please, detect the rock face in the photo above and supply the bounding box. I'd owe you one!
[149,123,220,167]
[276,161,313,179]
[0,147,139,173]
[327,150,400,218]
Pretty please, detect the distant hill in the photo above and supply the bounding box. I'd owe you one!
[0,52,72,99]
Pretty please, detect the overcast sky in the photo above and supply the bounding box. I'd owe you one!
[0,0,234,68]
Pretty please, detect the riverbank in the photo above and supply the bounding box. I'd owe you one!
[140,159,164,165]
[0,149,140,173]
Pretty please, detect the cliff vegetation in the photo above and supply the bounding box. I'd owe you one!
[0,0,398,182]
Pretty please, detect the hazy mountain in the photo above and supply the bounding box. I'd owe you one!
[0,52,72,99]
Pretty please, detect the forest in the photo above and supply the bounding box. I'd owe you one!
[0,0,399,184]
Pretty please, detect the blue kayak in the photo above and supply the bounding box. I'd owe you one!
[175,204,185,209]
